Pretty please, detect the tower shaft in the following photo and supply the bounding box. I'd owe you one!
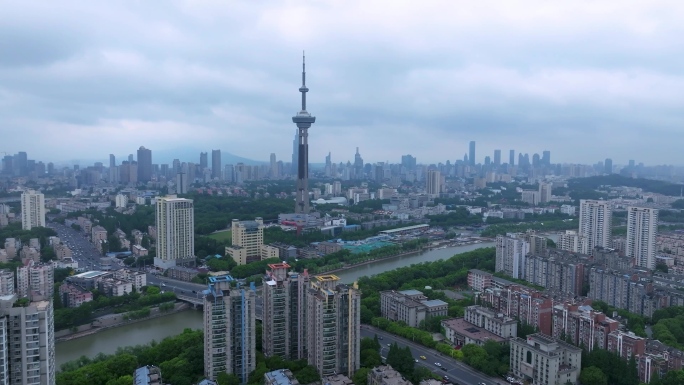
[292,53,315,214]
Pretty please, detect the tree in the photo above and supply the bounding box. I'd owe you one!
[217,372,241,385]
[294,365,320,384]
[580,366,608,385]
[353,367,370,385]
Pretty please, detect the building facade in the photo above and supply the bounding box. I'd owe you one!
[626,207,658,270]
[510,334,581,385]
[227,218,264,265]
[306,275,360,378]
[155,195,194,269]
[496,234,530,279]
[20,190,45,230]
[203,276,256,383]
[578,199,612,253]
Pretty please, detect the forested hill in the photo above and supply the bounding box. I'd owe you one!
[568,174,683,196]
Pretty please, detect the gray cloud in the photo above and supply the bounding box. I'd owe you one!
[1,1,684,166]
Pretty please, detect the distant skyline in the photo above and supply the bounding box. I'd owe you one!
[1,2,684,165]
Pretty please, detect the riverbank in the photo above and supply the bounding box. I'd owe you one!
[55,302,190,342]
[322,239,493,277]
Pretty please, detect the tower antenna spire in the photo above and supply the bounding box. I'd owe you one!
[292,52,316,214]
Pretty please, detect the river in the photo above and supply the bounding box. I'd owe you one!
[55,241,493,368]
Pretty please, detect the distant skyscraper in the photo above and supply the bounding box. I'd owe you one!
[325,152,332,177]
[401,155,416,170]
[604,158,613,174]
[211,150,221,180]
[538,182,552,203]
[21,190,45,230]
[578,200,612,253]
[270,153,278,178]
[155,195,194,269]
[469,141,476,165]
[542,150,551,166]
[200,152,208,170]
[109,154,116,168]
[484,156,491,166]
[354,148,364,178]
[203,275,256,383]
[509,150,515,166]
[306,275,360,377]
[426,170,441,196]
[291,130,299,176]
[493,150,501,166]
[128,154,134,162]
[292,54,316,214]
[176,172,189,194]
[626,207,658,269]
[137,146,152,182]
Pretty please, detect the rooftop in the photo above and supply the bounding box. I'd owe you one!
[73,270,109,279]
[441,318,505,344]
[208,275,234,283]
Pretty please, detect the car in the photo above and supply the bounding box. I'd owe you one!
[435,362,441,366]
[387,344,390,347]
[415,359,419,363]
[442,376,449,381]
[161,283,166,287]
[420,356,426,360]
[440,367,447,371]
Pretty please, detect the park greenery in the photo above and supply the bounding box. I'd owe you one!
[651,306,684,349]
[568,174,684,196]
[480,219,577,237]
[0,222,57,255]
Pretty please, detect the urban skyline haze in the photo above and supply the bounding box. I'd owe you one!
[1,1,683,165]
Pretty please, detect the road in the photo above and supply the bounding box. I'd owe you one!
[48,222,119,271]
[361,326,506,385]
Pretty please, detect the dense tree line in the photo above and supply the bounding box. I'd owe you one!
[480,219,577,237]
[66,206,155,237]
[425,208,482,227]
[568,174,683,196]
[580,348,638,385]
[651,307,684,349]
[57,328,204,385]
[0,222,57,250]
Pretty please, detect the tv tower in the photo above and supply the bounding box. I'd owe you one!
[292,53,316,213]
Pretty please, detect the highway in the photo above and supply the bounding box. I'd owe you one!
[48,222,118,271]
[361,326,506,385]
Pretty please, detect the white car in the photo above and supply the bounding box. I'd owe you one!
[435,362,441,367]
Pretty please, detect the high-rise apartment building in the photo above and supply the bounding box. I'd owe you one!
[155,196,194,269]
[626,207,658,270]
[17,261,54,301]
[509,150,515,166]
[262,263,309,361]
[542,150,551,166]
[426,170,441,196]
[21,190,45,230]
[578,200,612,253]
[137,146,153,182]
[226,218,264,265]
[558,230,587,254]
[604,158,613,174]
[211,150,221,180]
[306,275,360,378]
[469,141,476,165]
[495,234,530,279]
[270,153,278,178]
[203,275,256,383]
[119,161,138,184]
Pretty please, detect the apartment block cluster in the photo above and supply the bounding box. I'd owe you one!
[468,268,683,383]
[203,264,361,384]
[0,264,55,384]
[60,268,146,307]
[379,289,449,327]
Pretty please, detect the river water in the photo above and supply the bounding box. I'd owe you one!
[55,241,494,368]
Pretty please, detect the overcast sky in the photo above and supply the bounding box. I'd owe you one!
[1,1,683,166]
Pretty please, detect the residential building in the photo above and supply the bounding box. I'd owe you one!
[134,365,162,385]
[380,290,448,328]
[264,369,300,385]
[155,195,194,269]
[306,275,360,378]
[463,305,517,338]
[20,190,45,230]
[626,207,658,270]
[524,250,587,296]
[262,263,309,360]
[58,283,93,308]
[211,150,221,180]
[98,278,133,296]
[426,170,441,196]
[538,182,552,204]
[467,269,493,292]
[203,275,256,383]
[496,234,530,279]
[0,298,56,385]
[260,245,280,260]
[442,318,507,347]
[0,270,13,296]
[115,194,128,208]
[606,330,646,360]
[167,266,198,282]
[226,218,264,265]
[112,269,147,291]
[510,333,581,385]
[578,200,612,253]
[521,190,540,206]
[368,365,412,385]
[482,283,553,335]
[551,302,619,351]
[557,230,586,254]
[17,261,53,301]
[91,225,107,243]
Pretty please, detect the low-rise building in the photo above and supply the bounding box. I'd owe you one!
[167,266,198,282]
[441,318,507,347]
[98,278,132,296]
[113,269,147,291]
[380,289,448,328]
[264,369,300,385]
[368,365,413,385]
[59,283,93,308]
[91,225,108,243]
[463,305,517,338]
[134,365,162,385]
[468,269,493,292]
[132,244,148,257]
[53,243,72,260]
[226,245,248,266]
[510,333,582,385]
[260,244,280,260]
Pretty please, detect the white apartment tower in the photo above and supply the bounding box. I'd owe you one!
[20,190,45,230]
[426,170,441,197]
[155,195,194,269]
[558,230,587,254]
[306,275,361,378]
[17,261,54,301]
[203,275,256,383]
[578,200,612,253]
[495,234,530,279]
[626,207,658,270]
